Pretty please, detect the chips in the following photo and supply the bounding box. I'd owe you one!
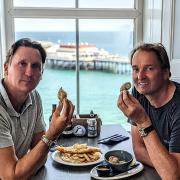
[56,144,102,164]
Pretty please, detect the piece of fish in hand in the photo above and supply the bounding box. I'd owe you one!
[120,82,131,92]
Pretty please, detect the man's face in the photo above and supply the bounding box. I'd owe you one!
[132,50,169,96]
[4,47,43,95]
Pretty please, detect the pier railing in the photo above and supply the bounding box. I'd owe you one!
[45,57,132,75]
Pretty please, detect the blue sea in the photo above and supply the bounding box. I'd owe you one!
[15,31,133,131]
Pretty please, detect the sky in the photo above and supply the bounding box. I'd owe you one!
[14,0,134,32]
[15,19,134,32]
[14,0,133,8]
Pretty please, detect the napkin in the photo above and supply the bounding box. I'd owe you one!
[98,135,129,145]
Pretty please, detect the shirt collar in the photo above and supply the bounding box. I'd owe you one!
[0,79,32,116]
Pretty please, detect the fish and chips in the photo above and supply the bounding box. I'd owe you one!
[56,143,102,164]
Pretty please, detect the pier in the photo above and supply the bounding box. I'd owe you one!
[46,58,131,74]
[43,42,132,74]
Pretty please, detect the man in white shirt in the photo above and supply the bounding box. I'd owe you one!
[0,38,74,179]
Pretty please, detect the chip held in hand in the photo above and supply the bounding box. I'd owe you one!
[120,82,131,92]
[58,87,67,102]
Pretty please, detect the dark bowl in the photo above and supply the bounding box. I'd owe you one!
[104,150,133,172]
[95,165,111,177]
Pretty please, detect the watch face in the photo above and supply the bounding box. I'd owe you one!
[73,125,86,136]
[139,128,147,137]
[139,125,154,137]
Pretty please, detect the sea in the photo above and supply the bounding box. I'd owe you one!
[15,31,133,131]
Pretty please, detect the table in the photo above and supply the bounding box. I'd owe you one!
[32,124,161,180]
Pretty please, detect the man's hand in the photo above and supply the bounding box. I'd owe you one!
[46,98,74,140]
[117,90,150,126]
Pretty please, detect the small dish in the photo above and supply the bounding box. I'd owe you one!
[95,165,111,177]
[90,161,144,180]
[104,150,133,172]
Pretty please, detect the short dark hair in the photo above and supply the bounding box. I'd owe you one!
[5,38,46,64]
[130,42,171,76]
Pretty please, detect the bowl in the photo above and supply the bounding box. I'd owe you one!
[104,150,133,172]
[95,165,111,177]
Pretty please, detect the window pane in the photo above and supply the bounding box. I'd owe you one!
[79,0,134,8]
[13,0,75,8]
[15,18,76,127]
[79,19,133,130]
[14,0,134,8]
[14,18,133,131]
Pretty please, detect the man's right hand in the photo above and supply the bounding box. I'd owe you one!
[46,98,75,140]
[117,90,150,126]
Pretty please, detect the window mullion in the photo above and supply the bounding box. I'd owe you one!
[76,18,80,114]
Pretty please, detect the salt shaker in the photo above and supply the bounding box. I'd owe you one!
[87,118,97,137]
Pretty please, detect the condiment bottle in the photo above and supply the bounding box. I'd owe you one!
[87,118,97,137]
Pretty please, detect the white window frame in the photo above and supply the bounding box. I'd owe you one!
[1,0,143,113]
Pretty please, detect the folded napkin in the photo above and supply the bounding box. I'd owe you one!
[98,134,129,145]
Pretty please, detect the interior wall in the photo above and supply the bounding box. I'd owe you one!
[143,0,180,82]
[170,0,180,82]
[143,0,162,43]
[0,0,5,78]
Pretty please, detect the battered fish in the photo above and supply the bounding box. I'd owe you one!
[56,144,101,154]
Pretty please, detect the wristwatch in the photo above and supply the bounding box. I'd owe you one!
[41,135,55,148]
[138,125,154,137]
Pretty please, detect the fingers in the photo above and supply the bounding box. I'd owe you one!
[122,90,132,106]
[117,90,137,114]
[117,91,128,110]
[68,100,75,121]
[121,90,136,107]
[60,98,75,122]
[54,101,63,117]
[61,98,70,118]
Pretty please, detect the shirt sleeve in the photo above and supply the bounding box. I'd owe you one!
[0,107,14,148]
[169,106,180,152]
[33,91,46,134]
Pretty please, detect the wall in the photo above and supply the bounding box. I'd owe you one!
[143,0,162,43]
[170,0,180,82]
[143,0,180,82]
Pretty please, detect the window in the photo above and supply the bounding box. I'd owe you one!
[15,18,77,121]
[2,0,142,131]
[79,0,134,8]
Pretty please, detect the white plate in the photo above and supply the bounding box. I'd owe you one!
[51,150,103,166]
[90,161,144,180]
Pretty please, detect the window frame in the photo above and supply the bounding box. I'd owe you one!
[1,0,143,113]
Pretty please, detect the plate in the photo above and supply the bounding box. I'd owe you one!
[90,161,144,179]
[51,150,103,166]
